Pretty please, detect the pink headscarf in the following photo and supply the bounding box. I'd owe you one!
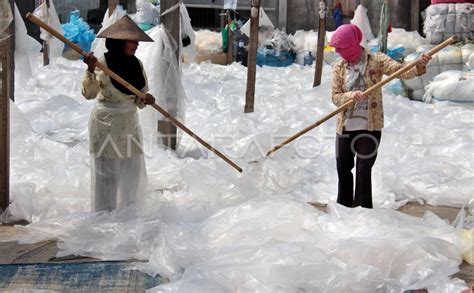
[329,24,363,63]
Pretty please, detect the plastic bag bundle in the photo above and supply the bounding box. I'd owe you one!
[289,30,319,65]
[423,70,474,103]
[402,43,474,100]
[194,30,222,56]
[424,3,474,44]
[61,10,96,53]
[132,0,160,30]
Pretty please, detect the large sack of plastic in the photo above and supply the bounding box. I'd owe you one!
[402,43,473,100]
[424,3,474,44]
[194,30,222,56]
[423,70,474,103]
[431,0,474,3]
[132,0,160,31]
[290,30,319,65]
[350,4,374,48]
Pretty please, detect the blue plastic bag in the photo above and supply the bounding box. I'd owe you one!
[61,10,96,53]
[370,45,405,61]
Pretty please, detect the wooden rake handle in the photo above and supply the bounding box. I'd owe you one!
[266,36,458,157]
[26,13,243,173]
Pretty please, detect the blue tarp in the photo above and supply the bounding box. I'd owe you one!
[0,261,167,291]
[257,48,295,67]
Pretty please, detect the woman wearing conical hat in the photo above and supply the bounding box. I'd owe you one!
[81,16,155,212]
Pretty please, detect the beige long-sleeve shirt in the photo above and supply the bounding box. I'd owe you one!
[331,52,425,134]
[82,56,148,159]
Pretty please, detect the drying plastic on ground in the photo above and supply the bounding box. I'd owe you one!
[2,21,474,291]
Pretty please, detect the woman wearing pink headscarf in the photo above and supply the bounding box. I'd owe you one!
[329,24,430,208]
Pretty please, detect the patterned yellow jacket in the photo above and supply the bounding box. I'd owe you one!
[331,52,424,134]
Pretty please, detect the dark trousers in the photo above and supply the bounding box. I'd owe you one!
[336,130,382,208]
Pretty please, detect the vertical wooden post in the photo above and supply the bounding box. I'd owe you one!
[158,0,180,149]
[278,0,287,31]
[244,0,260,113]
[0,0,14,212]
[226,12,234,65]
[313,0,326,87]
[411,0,420,32]
[108,0,117,16]
[378,0,389,54]
[42,0,50,66]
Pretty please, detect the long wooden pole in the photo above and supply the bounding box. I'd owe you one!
[42,0,50,66]
[226,12,234,65]
[313,0,326,87]
[26,13,243,173]
[158,0,180,150]
[1,0,14,212]
[411,0,420,32]
[266,36,457,157]
[108,0,117,16]
[244,0,260,113]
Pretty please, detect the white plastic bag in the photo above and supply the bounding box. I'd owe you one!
[33,0,64,61]
[90,6,127,58]
[241,8,274,37]
[351,5,374,48]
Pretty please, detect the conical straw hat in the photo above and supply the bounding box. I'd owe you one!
[97,15,153,42]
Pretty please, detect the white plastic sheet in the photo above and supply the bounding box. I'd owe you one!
[32,0,64,61]
[180,3,197,63]
[90,6,127,58]
[2,43,473,291]
[14,4,42,83]
[136,25,187,139]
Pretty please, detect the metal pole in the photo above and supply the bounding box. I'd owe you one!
[313,0,326,87]
[244,0,260,113]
